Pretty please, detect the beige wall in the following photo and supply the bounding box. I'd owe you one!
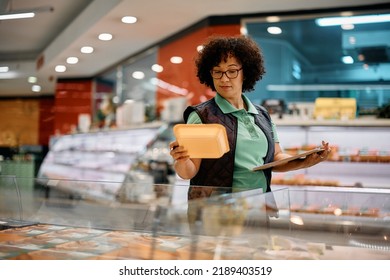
[0,99,39,146]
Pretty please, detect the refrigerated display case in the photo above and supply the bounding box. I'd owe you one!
[37,122,176,201]
[0,176,389,260]
[36,117,390,203]
[273,119,390,188]
[4,119,390,260]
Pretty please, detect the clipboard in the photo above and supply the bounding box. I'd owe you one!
[253,147,325,171]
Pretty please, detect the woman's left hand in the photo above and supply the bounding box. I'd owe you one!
[318,140,331,160]
[272,140,332,172]
[306,140,332,166]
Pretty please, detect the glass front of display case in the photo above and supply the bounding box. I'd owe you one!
[286,186,390,257]
[1,175,389,260]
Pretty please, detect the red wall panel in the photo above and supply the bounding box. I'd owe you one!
[38,97,55,146]
[54,79,93,134]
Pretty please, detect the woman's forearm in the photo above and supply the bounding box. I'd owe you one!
[272,141,331,172]
[174,159,199,179]
[272,157,306,172]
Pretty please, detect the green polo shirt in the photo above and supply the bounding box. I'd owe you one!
[187,93,279,193]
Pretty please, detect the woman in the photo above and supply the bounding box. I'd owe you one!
[169,35,331,198]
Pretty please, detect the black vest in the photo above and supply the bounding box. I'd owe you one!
[183,98,275,199]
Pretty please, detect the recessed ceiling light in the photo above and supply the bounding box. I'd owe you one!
[170,56,183,64]
[55,65,66,72]
[81,46,94,54]
[267,26,282,35]
[0,66,9,73]
[266,16,280,23]
[32,85,41,92]
[66,57,79,64]
[342,56,354,64]
[341,24,354,30]
[340,11,354,17]
[121,16,137,24]
[98,33,113,41]
[132,71,145,79]
[151,64,163,73]
[28,76,37,83]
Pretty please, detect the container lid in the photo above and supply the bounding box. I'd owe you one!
[173,124,230,158]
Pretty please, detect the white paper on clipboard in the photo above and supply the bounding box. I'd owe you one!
[253,147,325,171]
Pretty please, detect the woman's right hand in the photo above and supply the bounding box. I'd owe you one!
[169,140,202,180]
[169,141,190,162]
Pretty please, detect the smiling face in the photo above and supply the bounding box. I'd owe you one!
[211,55,244,102]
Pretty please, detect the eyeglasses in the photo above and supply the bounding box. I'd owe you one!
[210,68,242,79]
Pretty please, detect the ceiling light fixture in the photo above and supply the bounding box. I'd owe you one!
[340,11,354,17]
[0,12,34,20]
[81,46,94,54]
[66,57,79,64]
[31,85,41,92]
[316,14,390,26]
[132,71,145,79]
[0,6,53,21]
[266,16,281,23]
[121,16,137,24]
[342,56,354,64]
[28,76,37,83]
[341,24,354,30]
[267,26,282,35]
[98,33,113,41]
[55,65,66,73]
[151,64,163,73]
[170,56,183,64]
[0,66,9,73]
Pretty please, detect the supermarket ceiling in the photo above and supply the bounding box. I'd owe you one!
[0,0,389,97]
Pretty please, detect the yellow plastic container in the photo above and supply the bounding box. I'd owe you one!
[313,98,357,120]
[173,124,230,158]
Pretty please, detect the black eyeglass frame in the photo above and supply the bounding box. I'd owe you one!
[210,68,243,79]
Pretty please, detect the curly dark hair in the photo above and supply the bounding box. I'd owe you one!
[195,35,266,92]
